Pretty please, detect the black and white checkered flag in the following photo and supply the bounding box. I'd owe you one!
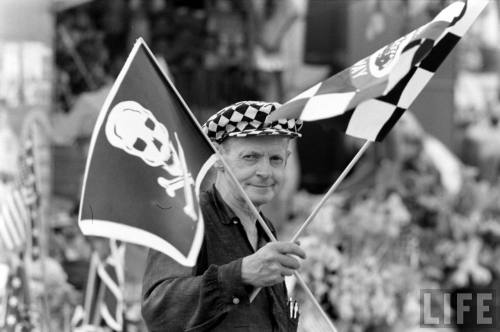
[268,0,489,142]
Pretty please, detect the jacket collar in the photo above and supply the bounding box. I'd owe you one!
[210,185,276,239]
[210,184,240,225]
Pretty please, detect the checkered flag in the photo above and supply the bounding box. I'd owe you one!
[268,0,489,142]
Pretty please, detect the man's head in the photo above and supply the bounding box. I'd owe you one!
[216,135,290,207]
[202,101,302,208]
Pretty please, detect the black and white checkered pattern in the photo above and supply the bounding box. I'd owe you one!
[202,101,302,143]
[268,0,488,142]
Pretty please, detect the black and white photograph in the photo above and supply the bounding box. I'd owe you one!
[0,0,499,331]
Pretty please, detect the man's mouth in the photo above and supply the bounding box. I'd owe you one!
[250,184,274,188]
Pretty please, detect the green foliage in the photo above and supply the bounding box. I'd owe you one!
[293,159,500,331]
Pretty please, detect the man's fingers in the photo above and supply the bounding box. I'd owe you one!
[274,242,306,259]
[280,267,294,277]
[276,254,300,270]
[272,275,285,285]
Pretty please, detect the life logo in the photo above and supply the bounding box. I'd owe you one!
[368,32,414,78]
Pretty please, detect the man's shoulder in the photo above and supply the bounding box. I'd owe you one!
[199,187,221,225]
[199,187,215,211]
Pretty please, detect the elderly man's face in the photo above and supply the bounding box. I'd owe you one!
[218,136,290,207]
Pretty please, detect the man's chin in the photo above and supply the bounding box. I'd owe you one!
[247,192,274,207]
[239,185,276,206]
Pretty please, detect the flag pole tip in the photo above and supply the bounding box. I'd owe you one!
[135,37,146,46]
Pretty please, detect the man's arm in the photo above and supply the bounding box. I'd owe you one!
[141,242,305,331]
[141,247,249,332]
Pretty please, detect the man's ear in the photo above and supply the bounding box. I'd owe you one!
[284,149,292,167]
[213,142,225,171]
[214,156,224,171]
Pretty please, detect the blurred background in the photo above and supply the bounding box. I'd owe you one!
[0,0,499,331]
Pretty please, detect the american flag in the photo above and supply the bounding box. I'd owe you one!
[268,0,489,142]
[0,127,40,254]
[1,264,32,332]
[20,129,41,261]
[0,187,29,252]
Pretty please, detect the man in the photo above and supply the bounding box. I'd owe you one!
[141,101,305,331]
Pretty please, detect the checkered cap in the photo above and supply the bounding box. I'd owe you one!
[202,101,303,143]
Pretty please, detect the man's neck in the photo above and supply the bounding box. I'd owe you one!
[215,179,262,250]
[215,180,259,225]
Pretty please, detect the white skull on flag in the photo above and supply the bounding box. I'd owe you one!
[105,100,171,167]
[105,100,197,220]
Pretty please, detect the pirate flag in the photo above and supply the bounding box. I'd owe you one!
[78,39,216,266]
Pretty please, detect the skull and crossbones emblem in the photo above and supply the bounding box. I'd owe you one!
[105,100,197,221]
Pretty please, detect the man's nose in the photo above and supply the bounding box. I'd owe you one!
[255,159,272,177]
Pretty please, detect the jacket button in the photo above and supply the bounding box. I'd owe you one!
[232,297,240,304]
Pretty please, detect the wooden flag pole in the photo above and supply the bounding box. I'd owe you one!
[58,26,97,90]
[249,140,371,314]
[216,147,337,331]
[83,253,99,325]
[290,140,372,242]
[140,39,337,332]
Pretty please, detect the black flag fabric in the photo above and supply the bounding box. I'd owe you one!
[78,39,216,266]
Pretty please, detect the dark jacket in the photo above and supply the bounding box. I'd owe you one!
[141,186,298,331]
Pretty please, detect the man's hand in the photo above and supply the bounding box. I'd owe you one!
[241,242,306,287]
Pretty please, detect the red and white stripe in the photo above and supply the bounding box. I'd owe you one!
[0,188,29,252]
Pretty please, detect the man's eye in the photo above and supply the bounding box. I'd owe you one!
[271,156,284,165]
[243,155,257,161]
